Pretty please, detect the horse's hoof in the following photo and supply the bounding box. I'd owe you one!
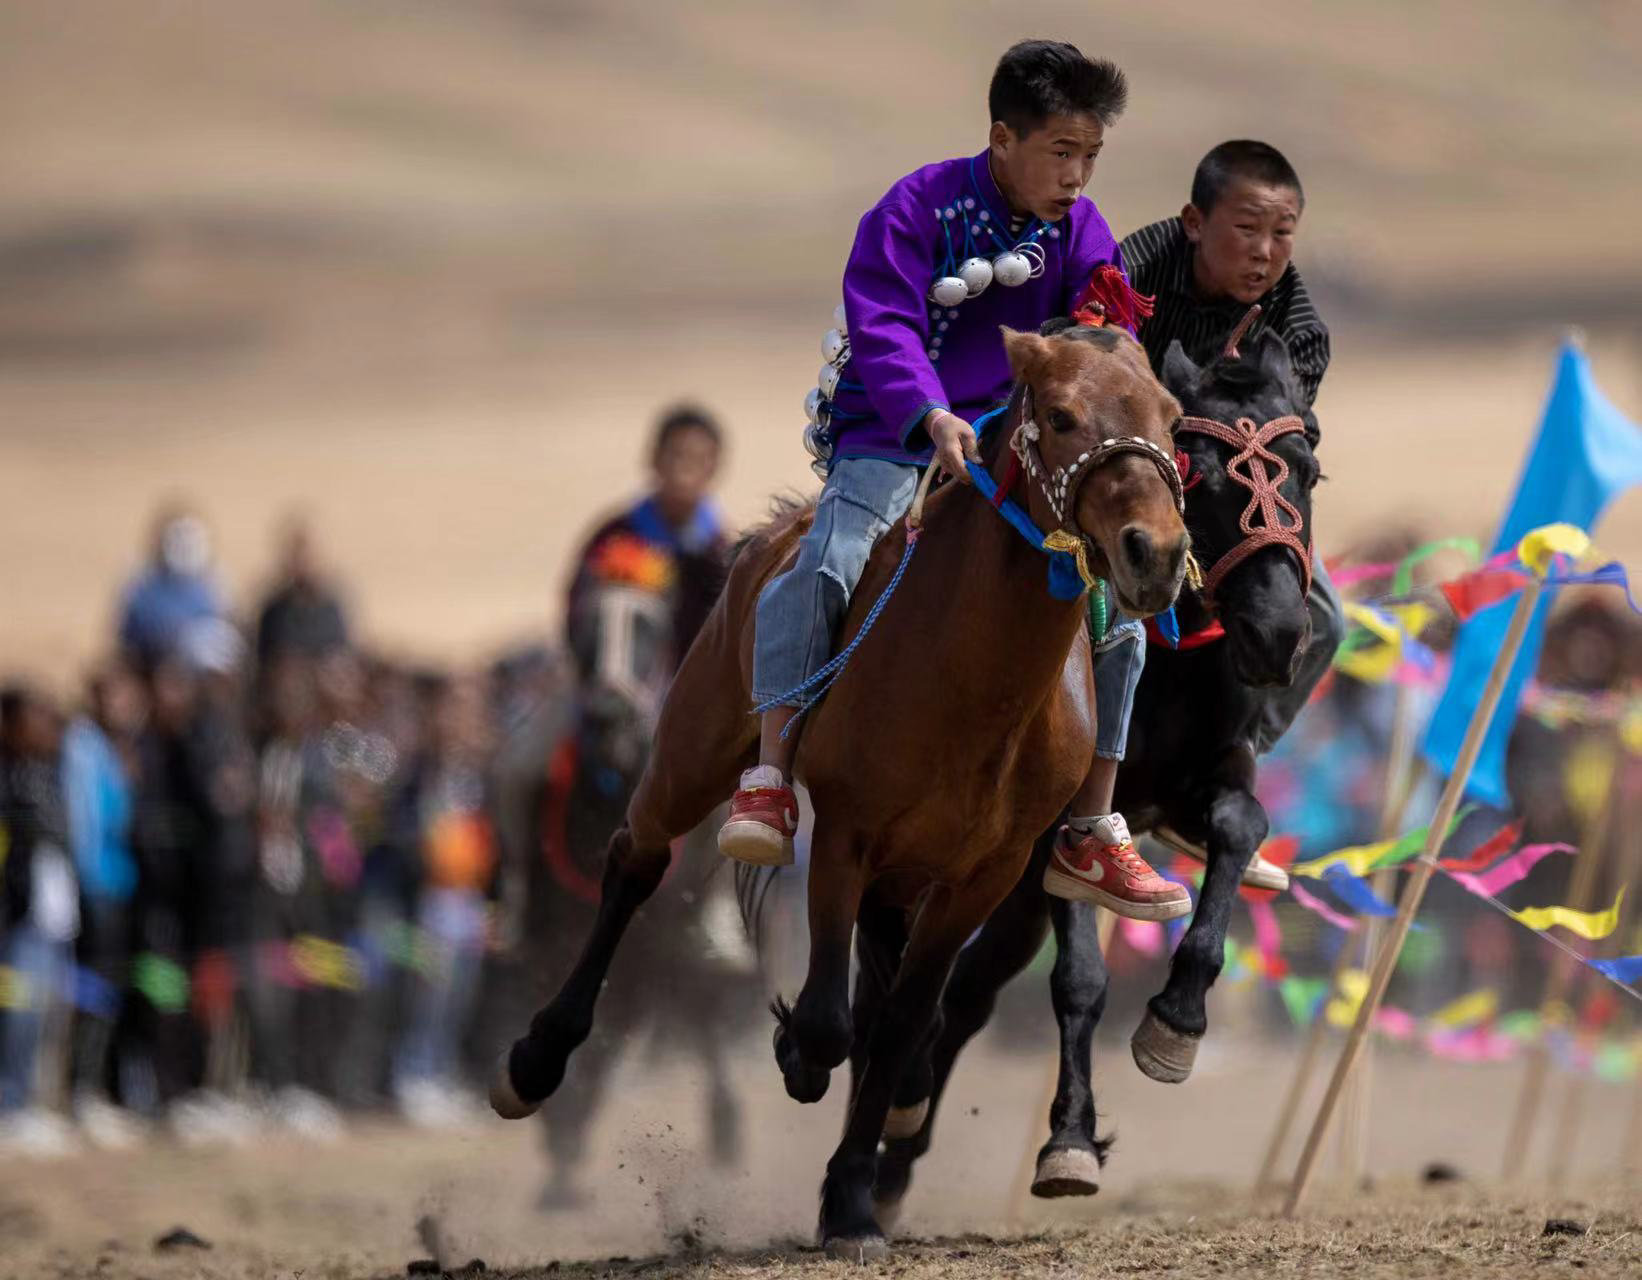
[488,1050,541,1119]
[782,1063,831,1104]
[1031,1145,1102,1198]
[882,1098,928,1140]
[823,1233,889,1263]
[872,1193,905,1234]
[1131,1010,1201,1084]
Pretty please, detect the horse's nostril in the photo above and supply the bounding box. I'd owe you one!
[1121,526,1152,573]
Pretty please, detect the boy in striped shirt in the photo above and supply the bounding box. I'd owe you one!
[1117,140,1343,886]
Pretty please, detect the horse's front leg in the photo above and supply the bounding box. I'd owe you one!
[492,823,671,1115]
[818,862,1021,1262]
[1132,785,1267,1083]
[1035,889,1113,1194]
[873,833,1055,1227]
[772,823,865,1104]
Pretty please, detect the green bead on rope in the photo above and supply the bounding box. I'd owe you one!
[1087,578,1110,644]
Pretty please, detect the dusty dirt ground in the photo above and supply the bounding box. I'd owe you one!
[2,1032,1637,1279]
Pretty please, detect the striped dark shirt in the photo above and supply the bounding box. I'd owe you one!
[1119,217,1331,416]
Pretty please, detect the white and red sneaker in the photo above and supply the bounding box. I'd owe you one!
[1043,814,1192,921]
[717,767,799,866]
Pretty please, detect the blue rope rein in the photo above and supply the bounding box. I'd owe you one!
[753,524,923,739]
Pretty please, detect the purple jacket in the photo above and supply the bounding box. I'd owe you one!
[830,149,1125,465]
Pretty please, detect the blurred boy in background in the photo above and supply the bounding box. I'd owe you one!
[565,403,729,678]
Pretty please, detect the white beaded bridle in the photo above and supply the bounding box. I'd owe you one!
[1011,385,1187,530]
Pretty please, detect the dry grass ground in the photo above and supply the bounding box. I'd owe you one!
[1,1037,1637,1279]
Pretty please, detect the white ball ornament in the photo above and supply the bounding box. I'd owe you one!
[929,275,969,307]
[804,387,823,422]
[821,327,848,365]
[992,252,1032,288]
[957,256,994,296]
[818,363,842,398]
[803,423,833,463]
[833,302,848,333]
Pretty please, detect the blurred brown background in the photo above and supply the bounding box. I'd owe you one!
[5,0,1641,681]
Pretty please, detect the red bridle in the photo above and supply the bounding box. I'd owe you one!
[1174,413,1312,606]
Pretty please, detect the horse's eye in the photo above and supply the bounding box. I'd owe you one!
[1047,408,1076,434]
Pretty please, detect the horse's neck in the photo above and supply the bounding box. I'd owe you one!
[920,477,1086,703]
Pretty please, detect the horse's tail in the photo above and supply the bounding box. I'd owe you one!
[733,861,783,956]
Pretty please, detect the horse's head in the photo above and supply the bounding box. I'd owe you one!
[1163,330,1319,687]
[1000,322,1188,616]
[570,580,674,766]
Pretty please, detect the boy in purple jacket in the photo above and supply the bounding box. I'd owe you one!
[715,41,1189,923]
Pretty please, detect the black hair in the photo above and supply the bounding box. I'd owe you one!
[651,403,723,466]
[989,41,1128,136]
[1190,140,1304,213]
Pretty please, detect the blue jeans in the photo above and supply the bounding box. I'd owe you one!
[1092,605,1146,762]
[1,926,72,1112]
[752,457,919,706]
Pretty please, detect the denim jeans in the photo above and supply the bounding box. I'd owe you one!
[1257,554,1344,753]
[1,926,72,1112]
[1091,606,1146,761]
[751,457,919,707]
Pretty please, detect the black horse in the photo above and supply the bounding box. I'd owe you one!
[496,581,763,1208]
[861,330,1322,1221]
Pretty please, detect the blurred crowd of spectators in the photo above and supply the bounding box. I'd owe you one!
[1,507,525,1154]
[0,404,733,1158]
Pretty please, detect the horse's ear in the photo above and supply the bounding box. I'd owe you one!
[1162,339,1199,393]
[1255,329,1295,384]
[1000,326,1054,381]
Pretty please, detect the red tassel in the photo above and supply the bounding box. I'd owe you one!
[992,448,1022,508]
[1073,263,1154,335]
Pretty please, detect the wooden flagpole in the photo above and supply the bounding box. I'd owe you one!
[1498,732,1619,1181]
[1339,683,1422,1185]
[1546,760,1634,1185]
[1254,684,1419,1191]
[1284,577,1544,1216]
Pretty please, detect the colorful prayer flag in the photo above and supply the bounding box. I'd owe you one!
[1427,988,1499,1030]
[1508,887,1626,940]
[1588,955,1642,985]
[1448,842,1575,897]
[1289,879,1360,932]
[1320,865,1400,917]
[1436,821,1522,872]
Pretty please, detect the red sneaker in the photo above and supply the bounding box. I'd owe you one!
[1043,815,1192,921]
[717,779,799,866]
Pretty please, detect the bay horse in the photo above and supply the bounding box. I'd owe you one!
[489,320,1189,1260]
[864,330,1320,1221]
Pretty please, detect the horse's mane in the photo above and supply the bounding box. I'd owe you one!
[727,490,814,566]
[1204,356,1268,391]
[1037,315,1125,348]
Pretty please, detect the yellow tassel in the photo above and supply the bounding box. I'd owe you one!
[1184,548,1205,592]
[1042,530,1099,594]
